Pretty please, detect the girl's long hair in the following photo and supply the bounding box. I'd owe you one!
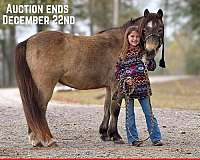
[119,26,143,59]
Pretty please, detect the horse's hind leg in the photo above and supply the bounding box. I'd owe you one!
[27,74,58,147]
[99,87,111,141]
[15,40,59,147]
[28,109,56,147]
[28,126,43,147]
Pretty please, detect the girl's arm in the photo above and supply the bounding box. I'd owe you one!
[115,60,122,80]
[115,58,126,80]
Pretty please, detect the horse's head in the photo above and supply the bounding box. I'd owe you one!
[141,9,165,68]
[142,9,164,52]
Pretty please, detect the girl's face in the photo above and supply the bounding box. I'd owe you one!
[128,31,140,46]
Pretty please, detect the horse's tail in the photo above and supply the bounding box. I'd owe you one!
[15,40,52,141]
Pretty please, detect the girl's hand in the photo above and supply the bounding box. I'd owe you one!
[126,77,134,86]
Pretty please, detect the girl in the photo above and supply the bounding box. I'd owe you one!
[114,26,163,147]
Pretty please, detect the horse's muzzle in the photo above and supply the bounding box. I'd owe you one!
[145,34,161,52]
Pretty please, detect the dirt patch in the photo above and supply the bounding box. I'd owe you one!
[0,99,200,158]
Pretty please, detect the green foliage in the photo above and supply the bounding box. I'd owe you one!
[118,0,140,25]
[70,0,139,33]
[0,0,140,32]
[71,0,88,19]
[181,0,200,37]
[90,0,139,31]
[185,43,200,75]
[164,0,200,75]
[91,0,113,29]
[168,0,200,39]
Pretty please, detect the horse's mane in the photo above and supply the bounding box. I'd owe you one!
[97,16,143,34]
[97,13,162,35]
[121,16,143,30]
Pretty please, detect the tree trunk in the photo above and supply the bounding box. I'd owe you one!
[1,37,7,87]
[59,24,65,32]
[88,0,94,35]
[2,29,9,87]
[113,0,119,26]
[37,24,47,32]
[8,26,16,86]
[70,24,75,34]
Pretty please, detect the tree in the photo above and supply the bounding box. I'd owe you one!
[168,0,200,38]
[0,0,69,87]
[118,0,139,26]
[113,0,119,26]
[0,0,18,86]
[67,0,139,35]
[87,0,139,34]
[89,0,113,32]
[167,0,200,74]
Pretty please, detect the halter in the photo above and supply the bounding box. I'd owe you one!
[144,33,161,42]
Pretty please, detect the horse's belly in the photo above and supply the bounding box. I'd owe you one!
[59,71,109,90]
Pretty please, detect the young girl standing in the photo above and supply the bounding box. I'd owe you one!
[114,26,163,147]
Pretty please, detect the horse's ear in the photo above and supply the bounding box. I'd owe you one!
[157,9,163,18]
[144,9,150,17]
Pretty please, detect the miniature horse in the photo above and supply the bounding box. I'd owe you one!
[15,9,164,146]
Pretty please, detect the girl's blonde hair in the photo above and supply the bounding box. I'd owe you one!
[119,26,143,59]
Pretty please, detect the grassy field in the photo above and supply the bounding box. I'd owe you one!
[52,77,200,110]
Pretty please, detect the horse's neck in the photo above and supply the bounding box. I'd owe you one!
[113,28,124,41]
[99,28,124,46]
[104,17,144,41]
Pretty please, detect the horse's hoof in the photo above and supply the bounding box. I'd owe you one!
[35,138,57,147]
[48,141,58,147]
[113,139,125,144]
[47,139,58,147]
[33,142,43,147]
[100,135,111,141]
[29,132,43,147]
[48,142,58,147]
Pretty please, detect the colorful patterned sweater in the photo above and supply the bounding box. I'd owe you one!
[113,45,156,100]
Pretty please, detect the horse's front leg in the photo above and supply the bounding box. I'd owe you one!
[108,98,124,144]
[99,87,111,141]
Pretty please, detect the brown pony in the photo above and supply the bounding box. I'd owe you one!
[15,9,165,147]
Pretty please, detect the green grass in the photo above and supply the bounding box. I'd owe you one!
[53,88,106,105]
[52,76,200,110]
[151,77,200,110]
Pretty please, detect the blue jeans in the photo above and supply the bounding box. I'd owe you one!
[125,96,161,144]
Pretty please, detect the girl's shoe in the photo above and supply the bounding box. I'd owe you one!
[152,140,163,146]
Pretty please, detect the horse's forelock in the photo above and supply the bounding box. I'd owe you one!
[144,13,163,25]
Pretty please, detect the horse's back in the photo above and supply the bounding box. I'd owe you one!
[27,31,71,49]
